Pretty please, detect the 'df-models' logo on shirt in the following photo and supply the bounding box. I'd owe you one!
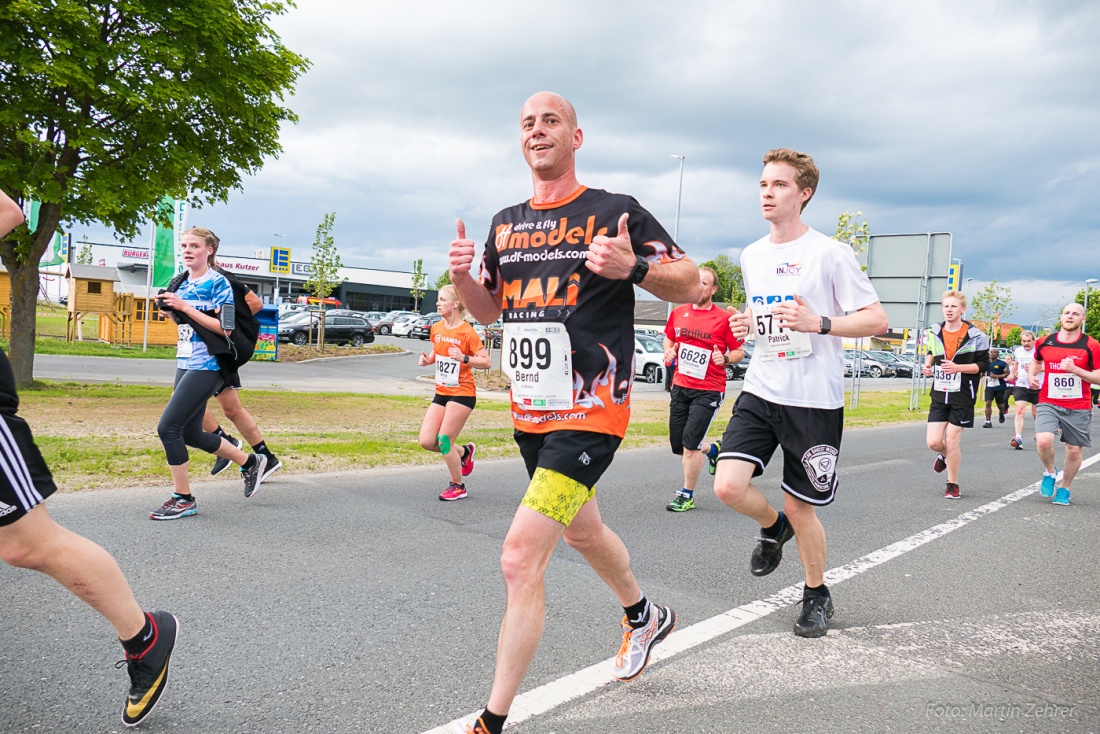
[776,262,802,276]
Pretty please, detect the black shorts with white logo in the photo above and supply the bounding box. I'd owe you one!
[927,399,975,428]
[668,386,724,455]
[1013,387,1040,404]
[717,392,843,506]
[0,413,58,527]
[514,429,621,489]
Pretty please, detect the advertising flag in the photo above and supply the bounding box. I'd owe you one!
[151,196,189,288]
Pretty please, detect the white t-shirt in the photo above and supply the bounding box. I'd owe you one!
[740,228,881,409]
[1013,345,1040,388]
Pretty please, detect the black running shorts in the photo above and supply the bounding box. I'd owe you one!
[1013,387,1040,404]
[213,370,242,397]
[0,413,58,527]
[432,393,477,410]
[668,386,724,455]
[927,399,975,428]
[984,385,1009,404]
[514,429,621,489]
[717,392,843,506]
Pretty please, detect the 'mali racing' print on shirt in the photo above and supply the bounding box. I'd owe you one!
[480,187,683,438]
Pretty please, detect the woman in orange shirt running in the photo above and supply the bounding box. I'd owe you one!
[417,285,491,500]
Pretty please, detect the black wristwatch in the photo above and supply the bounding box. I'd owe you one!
[819,316,832,335]
[629,255,650,284]
[463,355,470,364]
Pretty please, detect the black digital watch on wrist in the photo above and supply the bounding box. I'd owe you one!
[629,255,649,284]
[819,316,832,335]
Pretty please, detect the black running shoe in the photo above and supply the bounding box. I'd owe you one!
[793,591,834,638]
[260,454,282,482]
[210,435,243,476]
[120,611,178,727]
[242,453,268,498]
[750,513,794,577]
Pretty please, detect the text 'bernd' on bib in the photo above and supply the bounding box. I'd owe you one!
[502,322,573,410]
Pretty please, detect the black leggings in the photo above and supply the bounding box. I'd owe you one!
[158,369,225,466]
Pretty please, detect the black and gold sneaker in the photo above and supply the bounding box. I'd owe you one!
[120,611,179,727]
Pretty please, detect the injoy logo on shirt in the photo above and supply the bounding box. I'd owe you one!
[776,262,802,276]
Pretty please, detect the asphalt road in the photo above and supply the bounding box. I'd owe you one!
[1,419,1096,733]
[33,340,921,400]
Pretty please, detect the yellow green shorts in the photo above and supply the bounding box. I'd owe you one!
[520,467,595,526]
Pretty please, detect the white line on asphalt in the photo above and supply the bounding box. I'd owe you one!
[423,453,1100,733]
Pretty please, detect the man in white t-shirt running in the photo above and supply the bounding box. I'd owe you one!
[717,149,888,638]
[1009,331,1041,449]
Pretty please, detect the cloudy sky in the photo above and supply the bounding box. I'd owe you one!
[83,0,1100,325]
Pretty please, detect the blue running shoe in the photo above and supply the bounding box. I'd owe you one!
[1052,487,1070,506]
[1040,473,1056,498]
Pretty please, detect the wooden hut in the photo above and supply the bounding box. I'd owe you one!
[99,284,177,346]
[64,264,119,341]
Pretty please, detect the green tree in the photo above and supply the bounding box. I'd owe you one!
[304,212,345,353]
[699,254,744,306]
[1005,326,1022,348]
[0,1,309,385]
[835,211,870,257]
[411,259,427,312]
[1073,287,1100,341]
[969,280,1014,344]
[434,270,452,290]
[75,238,93,266]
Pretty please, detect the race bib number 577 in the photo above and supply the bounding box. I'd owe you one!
[753,300,812,361]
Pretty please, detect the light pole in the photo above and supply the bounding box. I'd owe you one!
[670,154,685,243]
[965,278,974,300]
[1086,278,1098,332]
[273,233,286,304]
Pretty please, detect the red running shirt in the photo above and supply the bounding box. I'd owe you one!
[663,304,743,391]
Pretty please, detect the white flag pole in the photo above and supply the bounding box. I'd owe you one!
[142,222,154,352]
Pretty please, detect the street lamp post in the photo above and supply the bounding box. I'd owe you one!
[1086,278,1098,332]
[273,233,286,304]
[965,278,974,300]
[670,155,685,243]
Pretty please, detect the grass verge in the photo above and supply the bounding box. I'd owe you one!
[20,382,928,491]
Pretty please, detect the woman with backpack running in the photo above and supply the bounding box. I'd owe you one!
[150,227,267,520]
[416,285,490,500]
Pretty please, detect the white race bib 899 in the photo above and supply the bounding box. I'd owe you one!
[502,323,573,410]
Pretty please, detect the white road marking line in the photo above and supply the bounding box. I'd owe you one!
[423,453,1100,733]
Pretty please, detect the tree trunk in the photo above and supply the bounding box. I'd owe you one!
[0,200,60,387]
[8,264,40,385]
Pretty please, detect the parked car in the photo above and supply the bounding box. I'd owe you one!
[295,295,342,308]
[409,313,443,340]
[362,311,387,326]
[482,318,503,348]
[279,314,375,347]
[870,350,916,378]
[725,341,754,381]
[845,349,896,378]
[392,313,424,337]
[634,336,666,383]
[375,312,418,335]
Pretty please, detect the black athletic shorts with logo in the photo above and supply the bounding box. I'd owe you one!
[0,412,58,527]
[669,386,724,455]
[514,429,621,489]
[927,399,975,428]
[717,391,843,506]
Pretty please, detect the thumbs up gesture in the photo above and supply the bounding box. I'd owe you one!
[449,218,476,277]
[586,213,636,280]
[728,305,751,339]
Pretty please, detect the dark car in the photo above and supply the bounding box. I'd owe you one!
[279,314,375,347]
[870,350,916,378]
[724,342,754,381]
[409,313,443,340]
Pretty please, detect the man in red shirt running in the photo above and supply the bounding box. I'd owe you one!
[1028,302,1100,505]
[662,267,743,512]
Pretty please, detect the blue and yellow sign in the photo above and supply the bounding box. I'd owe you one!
[947,262,961,292]
[271,246,290,274]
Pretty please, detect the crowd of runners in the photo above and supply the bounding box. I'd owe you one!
[1,91,1098,732]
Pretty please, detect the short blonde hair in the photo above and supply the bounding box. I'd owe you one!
[763,148,819,211]
[439,284,467,317]
[941,290,967,309]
